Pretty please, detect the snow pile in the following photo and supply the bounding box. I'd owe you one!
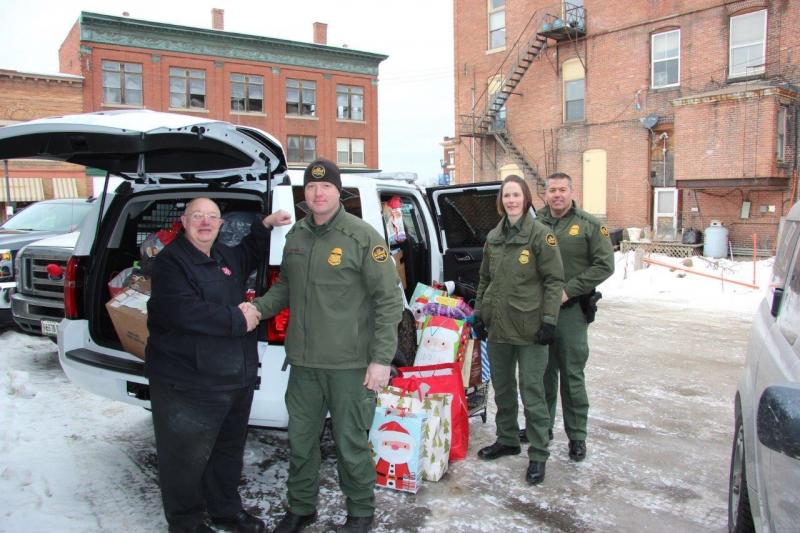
[5,370,36,398]
[599,251,772,316]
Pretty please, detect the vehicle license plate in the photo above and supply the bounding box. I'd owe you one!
[41,320,59,337]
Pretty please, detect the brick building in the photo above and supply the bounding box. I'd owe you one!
[454,0,799,252]
[440,136,457,184]
[1,9,387,216]
[59,10,386,170]
[0,70,87,217]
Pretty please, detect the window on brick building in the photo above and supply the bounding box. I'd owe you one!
[651,30,680,88]
[777,106,787,162]
[729,10,767,78]
[336,85,364,120]
[170,68,206,109]
[287,135,316,163]
[563,59,585,122]
[231,74,263,113]
[337,138,365,165]
[487,74,507,129]
[102,61,143,106]
[286,79,316,116]
[488,0,506,50]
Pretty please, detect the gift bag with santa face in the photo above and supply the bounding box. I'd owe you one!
[377,386,452,482]
[414,315,467,367]
[369,408,425,494]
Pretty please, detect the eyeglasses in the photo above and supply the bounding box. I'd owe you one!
[188,212,222,223]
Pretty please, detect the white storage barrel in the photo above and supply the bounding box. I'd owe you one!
[703,220,729,258]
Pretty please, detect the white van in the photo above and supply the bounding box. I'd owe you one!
[0,110,501,428]
[728,200,800,532]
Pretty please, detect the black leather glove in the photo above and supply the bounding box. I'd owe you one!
[472,317,489,341]
[534,323,556,345]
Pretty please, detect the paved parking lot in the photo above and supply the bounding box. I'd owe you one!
[1,295,751,532]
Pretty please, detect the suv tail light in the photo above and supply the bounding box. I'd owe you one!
[266,266,290,344]
[64,256,85,319]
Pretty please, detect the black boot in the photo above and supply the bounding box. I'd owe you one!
[526,461,546,485]
[272,511,317,533]
[569,440,586,462]
[211,510,266,533]
[477,441,521,460]
[336,515,374,533]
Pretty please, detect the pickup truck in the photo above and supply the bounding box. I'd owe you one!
[12,231,79,337]
[0,199,93,326]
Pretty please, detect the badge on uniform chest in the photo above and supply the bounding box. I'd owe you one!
[518,249,530,264]
[221,266,232,276]
[569,224,580,236]
[328,247,343,266]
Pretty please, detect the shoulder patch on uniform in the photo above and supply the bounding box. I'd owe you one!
[600,225,609,238]
[371,245,389,263]
[545,233,557,247]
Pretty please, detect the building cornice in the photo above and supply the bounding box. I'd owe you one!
[78,11,388,76]
[0,68,84,85]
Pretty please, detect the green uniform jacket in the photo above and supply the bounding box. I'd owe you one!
[252,206,402,369]
[475,213,565,345]
[537,203,615,296]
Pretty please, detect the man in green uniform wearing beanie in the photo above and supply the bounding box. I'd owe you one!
[246,158,402,533]
[534,172,614,462]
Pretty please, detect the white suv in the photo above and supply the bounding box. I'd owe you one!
[0,109,501,428]
[728,200,800,532]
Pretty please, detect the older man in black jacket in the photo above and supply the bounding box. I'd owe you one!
[146,197,290,533]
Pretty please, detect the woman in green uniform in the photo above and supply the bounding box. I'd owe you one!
[473,174,564,485]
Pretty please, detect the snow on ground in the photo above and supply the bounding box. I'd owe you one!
[599,251,771,316]
[0,251,770,532]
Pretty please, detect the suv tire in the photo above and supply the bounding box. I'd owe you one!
[728,404,755,533]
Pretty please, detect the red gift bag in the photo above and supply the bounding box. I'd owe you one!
[392,362,468,461]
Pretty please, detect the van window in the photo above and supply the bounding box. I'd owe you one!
[291,186,362,220]
[379,193,431,298]
[438,189,500,248]
[777,240,800,347]
[772,220,800,289]
[2,201,92,232]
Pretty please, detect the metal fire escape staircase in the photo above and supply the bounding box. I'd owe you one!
[460,4,586,183]
[468,21,549,182]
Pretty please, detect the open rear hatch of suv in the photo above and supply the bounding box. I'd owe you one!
[0,110,287,375]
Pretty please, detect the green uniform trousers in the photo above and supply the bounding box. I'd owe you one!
[285,366,376,517]
[544,303,590,440]
[487,341,550,462]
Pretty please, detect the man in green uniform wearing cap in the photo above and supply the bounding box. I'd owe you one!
[534,172,614,462]
[246,158,402,533]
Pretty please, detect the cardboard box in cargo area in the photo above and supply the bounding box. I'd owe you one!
[105,287,149,359]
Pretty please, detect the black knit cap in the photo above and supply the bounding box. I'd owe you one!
[303,158,342,192]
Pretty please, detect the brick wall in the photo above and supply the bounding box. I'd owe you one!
[454,0,800,247]
[0,72,83,120]
[58,20,81,76]
[0,72,91,201]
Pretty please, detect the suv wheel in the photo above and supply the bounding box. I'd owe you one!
[728,407,755,533]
